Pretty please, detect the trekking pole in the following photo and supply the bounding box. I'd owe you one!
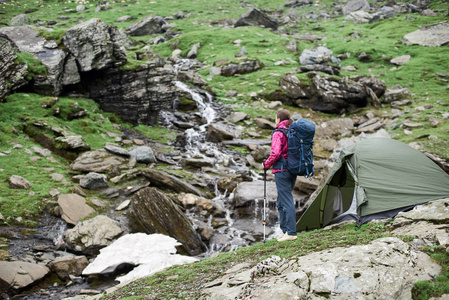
[263,167,267,244]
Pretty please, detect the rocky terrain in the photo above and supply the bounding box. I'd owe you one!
[0,0,448,299]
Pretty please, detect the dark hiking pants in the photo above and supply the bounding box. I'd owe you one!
[275,171,297,236]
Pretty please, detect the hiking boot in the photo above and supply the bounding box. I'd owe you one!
[278,234,297,242]
[276,232,286,241]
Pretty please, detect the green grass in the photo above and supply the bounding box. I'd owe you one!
[101,223,406,299]
[15,52,47,80]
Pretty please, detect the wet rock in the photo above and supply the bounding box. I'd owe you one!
[342,0,370,15]
[182,158,214,168]
[206,124,235,142]
[0,41,28,100]
[127,15,168,36]
[177,71,208,86]
[299,46,333,65]
[252,145,271,162]
[235,8,278,30]
[254,118,276,129]
[131,187,206,255]
[56,194,95,225]
[0,261,50,291]
[390,55,411,66]
[180,193,213,212]
[140,168,205,197]
[233,218,273,237]
[116,199,131,211]
[49,255,89,281]
[71,149,136,173]
[403,22,449,47]
[79,172,109,190]
[10,14,30,26]
[193,220,214,241]
[82,233,198,283]
[8,175,31,189]
[63,18,126,72]
[217,175,245,193]
[64,215,123,255]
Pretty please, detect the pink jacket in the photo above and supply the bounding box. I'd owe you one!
[263,120,289,173]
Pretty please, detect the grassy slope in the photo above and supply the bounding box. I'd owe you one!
[1,0,449,298]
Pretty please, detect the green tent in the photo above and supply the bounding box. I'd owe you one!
[296,137,449,231]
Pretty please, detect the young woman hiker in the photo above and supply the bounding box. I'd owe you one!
[262,109,298,242]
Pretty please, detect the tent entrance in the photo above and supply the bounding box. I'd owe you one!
[322,164,357,227]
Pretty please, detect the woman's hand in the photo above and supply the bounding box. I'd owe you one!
[261,163,265,170]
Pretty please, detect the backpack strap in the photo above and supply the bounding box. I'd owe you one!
[272,128,289,172]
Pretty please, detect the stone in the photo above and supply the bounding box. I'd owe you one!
[80,172,109,190]
[403,22,449,47]
[206,124,235,142]
[131,187,206,255]
[30,146,52,157]
[104,145,130,157]
[299,64,340,75]
[82,233,198,283]
[268,101,283,109]
[383,86,412,103]
[221,60,264,77]
[421,9,437,16]
[116,199,131,211]
[50,173,66,183]
[390,55,411,66]
[127,15,168,36]
[129,146,157,164]
[315,118,354,138]
[235,8,278,30]
[116,15,133,22]
[299,46,333,65]
[64,215,123,255]
[10,14,30,26]
[182,158,214,168]
[140,168,205,197]
[193,219,214,241]
[62,56,81,86]
[54,134,90,151]
[0,41,28,100]
[76,4,85,12]
[177,71,207,86]
[0,261,50,290]
[229,112,249,123]
[56,194,95,226]
[49,255,89,281]
[71,149,136,173]
[8,175,31,189]
[254,118,276,130]
[187,42,200,59]
[62,18,127,72]
[393,198,449,226]
[252,145,271,162]
[209,67,221,75]
[391,99,412,107]
[0,26,66,96]
[342,0,370,15]
[295,176,320,194]
[344,10,374,23]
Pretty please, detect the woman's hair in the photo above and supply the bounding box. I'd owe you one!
[277,109,293,126]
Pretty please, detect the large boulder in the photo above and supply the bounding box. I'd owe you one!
[344,10,374,23]
[235,8,278,30]
[87,65,178,125]
[140,168,205,197]
[342,0,370,15]
[82,233,198,283]
[280,75,308,99]
[0,40,28,100]
[0,26,66,96]
[71,149,136,173]
[56,194,95,226]
[10,14,30,26]
[201,238,440,299]
[0,261,50,291]
[315,118,355,138]
[62,18,127,72]
[64,215,123,255]
[403,22,449,47]
[127,15,168,36]
[49,255,89,281]
[131,187,206,256]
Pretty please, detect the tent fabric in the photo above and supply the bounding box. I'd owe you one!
[296,138,449,231]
